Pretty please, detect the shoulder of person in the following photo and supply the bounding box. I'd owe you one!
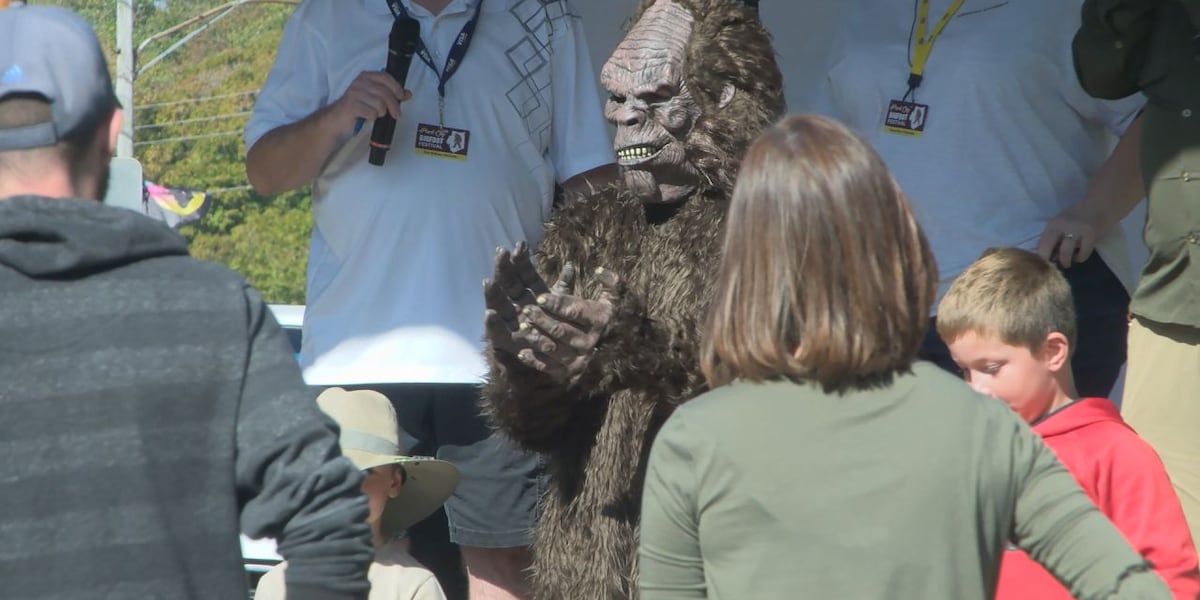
[673,379,806,425]
[1097,421,1173,472]
[159,258,271,318]
[904,363,1000,410]
[284,0,361,31]
[294,0,347,16]
[171,255,254,287]
[370,553,447,598]
[110,244,254,305]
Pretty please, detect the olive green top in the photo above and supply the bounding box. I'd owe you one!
[639,363,1170,599]
[1073,0,1200,327]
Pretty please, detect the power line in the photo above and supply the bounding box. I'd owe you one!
[207,184,255,193]
[137,91,257,110]
[136,0,301,68]
[134,130,243,147]
[135,111,253,131]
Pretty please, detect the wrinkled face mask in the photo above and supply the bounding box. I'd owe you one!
[600,0,703,205]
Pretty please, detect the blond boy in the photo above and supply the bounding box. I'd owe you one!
[938,247,1199,599]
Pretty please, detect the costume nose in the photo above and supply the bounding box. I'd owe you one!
[608,100,642,127]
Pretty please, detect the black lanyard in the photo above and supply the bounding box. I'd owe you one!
[386,0,483,124]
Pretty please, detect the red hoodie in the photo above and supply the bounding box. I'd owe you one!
[995,398,1200,600]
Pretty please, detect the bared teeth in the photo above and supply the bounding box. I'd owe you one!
[618,145,659,160]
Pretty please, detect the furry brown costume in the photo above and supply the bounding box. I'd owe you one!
[482,1,784,598]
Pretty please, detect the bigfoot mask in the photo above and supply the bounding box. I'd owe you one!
[601,0,784,204]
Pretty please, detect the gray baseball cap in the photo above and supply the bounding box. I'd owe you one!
[0,5,118,151]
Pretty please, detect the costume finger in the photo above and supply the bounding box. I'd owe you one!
[594,267,623,304]
[515,318,569,360]
[512,241,531,263]
[551,262,577,295]
[533,293,607,330]
[564,354,593,381]
[485,309,520,355]
[512,242,551,299]
[484,278,518,322]
[523,306,594,355]
[494,247,533,304]
[492,246,513,277]
[516,348,566,380]
[484,255,520,320]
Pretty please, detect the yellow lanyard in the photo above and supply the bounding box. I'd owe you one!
[910,0,966,81]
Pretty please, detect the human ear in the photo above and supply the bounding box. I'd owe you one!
[106,109,123,156]
[387,465,404,499]
[1040,332,1071,373]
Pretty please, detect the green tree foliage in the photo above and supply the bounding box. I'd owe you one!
[189,204,311,302]
[43,0,310,303]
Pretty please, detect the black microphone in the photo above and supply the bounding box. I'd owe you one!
[369,17,420,166]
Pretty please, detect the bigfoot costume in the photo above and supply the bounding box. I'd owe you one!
[482,0,784,598]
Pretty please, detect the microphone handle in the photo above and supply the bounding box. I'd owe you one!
[368,18,420,167]
[368,116,396,166]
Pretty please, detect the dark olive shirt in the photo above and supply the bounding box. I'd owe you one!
[1073,0,1200,327]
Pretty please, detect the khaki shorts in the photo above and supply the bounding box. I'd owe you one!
[1122,316,1200,547]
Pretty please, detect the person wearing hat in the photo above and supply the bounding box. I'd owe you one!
[0,6,375,600]
[257,388,461,600]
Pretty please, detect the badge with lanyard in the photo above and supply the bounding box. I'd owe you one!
[883,0,964,137]
[387,0,482,160]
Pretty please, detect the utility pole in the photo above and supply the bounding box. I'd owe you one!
[113,0,296,157]
[116,0,135,158]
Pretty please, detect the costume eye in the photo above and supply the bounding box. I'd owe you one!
[641,92,671,104]
[636,84,677,106]
[608,93,626,103]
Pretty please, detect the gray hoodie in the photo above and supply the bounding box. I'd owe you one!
[0,196,372,600]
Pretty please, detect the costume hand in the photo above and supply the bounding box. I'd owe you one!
[483,242,562,357]
[1037,210,1101,268]
[513,267,621,384]
[333,71,413,129]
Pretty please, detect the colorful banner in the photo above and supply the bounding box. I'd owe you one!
[143,181,211,229]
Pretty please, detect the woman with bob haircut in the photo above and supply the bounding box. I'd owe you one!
[637,115,1171,600]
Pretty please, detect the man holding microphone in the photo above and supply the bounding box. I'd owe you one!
[244,0,614,597]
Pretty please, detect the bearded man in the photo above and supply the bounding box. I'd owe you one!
[481,1,785,597]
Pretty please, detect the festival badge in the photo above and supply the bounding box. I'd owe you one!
[415,123,470,160]
[882,100,929,137]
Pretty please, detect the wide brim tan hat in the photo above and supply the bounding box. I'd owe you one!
[317,388,460,533]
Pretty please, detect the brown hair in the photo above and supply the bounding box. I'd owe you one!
[700,115,937,390]
[937,247,1077,354]
[0,94,106,178]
